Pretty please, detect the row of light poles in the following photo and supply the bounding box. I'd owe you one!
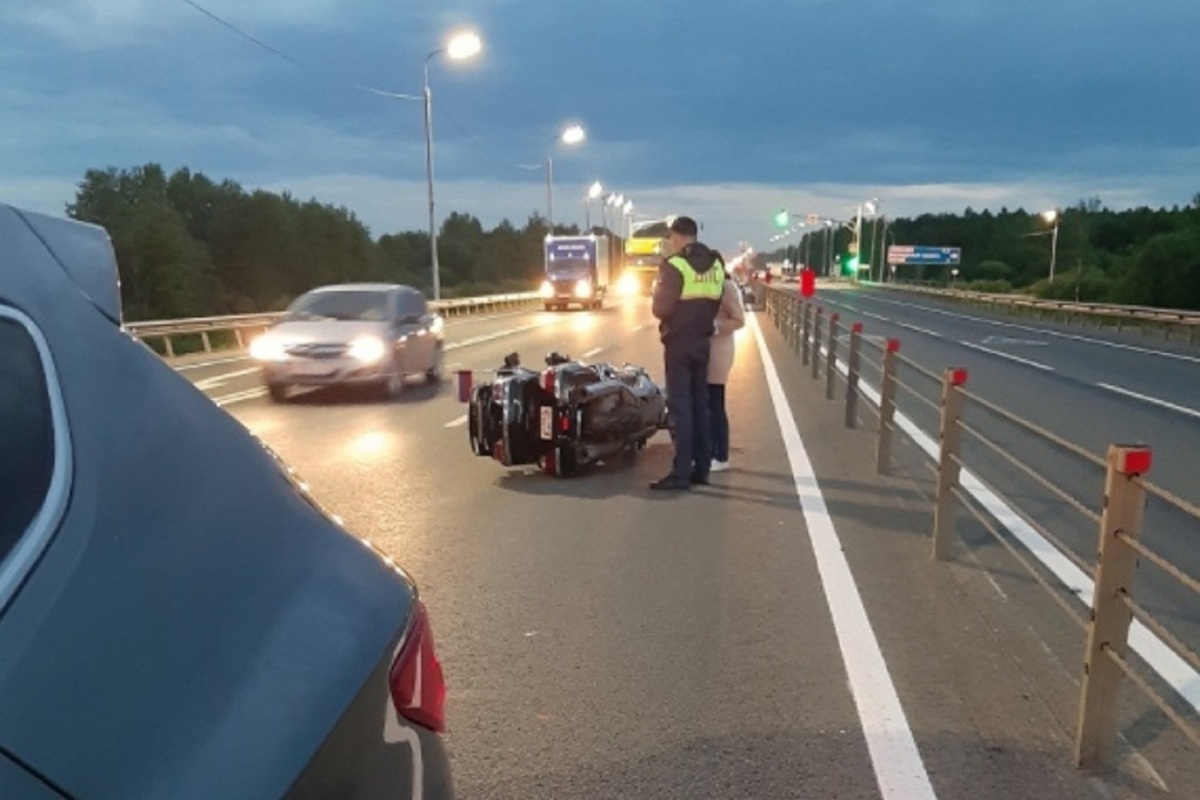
[420,30,591,299]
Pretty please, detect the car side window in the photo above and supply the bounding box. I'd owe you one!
[0,315,55,563]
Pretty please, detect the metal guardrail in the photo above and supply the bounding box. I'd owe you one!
[123,291,541,357]
[762,284,1200,769]
[881,282,1200,345]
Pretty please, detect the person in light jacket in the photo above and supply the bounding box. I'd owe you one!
[707,277,745,472]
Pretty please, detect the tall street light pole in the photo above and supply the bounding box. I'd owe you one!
[1042,209,1060,283]
[423,31,482,301]
[585,181,603,231]
[546,124,585,231]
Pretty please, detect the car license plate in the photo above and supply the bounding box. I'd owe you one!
[290,360,334,377]
[540,407,552,440]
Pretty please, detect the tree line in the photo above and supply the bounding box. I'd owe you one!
[767,196,1200,310]
[66,164,1200,320]
[66,163,583,321]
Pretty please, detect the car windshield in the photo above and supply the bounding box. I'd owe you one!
[286,290,389,322]
[547,260,592,277]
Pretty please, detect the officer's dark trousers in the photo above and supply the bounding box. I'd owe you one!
[664,339,712,481]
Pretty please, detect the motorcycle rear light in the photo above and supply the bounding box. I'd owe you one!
[388,601,446,733]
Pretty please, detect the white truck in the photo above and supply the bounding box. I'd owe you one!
[539,234,614,311]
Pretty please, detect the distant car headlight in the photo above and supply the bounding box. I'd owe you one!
[348,336,387,364]
[539,280,554,298]
[618,273,640,296]
[249,334,287,362]
[574,279,593,299]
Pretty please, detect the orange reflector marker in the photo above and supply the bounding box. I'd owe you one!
[1120,447,1153,475]
[950,368,968,386]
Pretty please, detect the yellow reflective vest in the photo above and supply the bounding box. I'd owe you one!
[667,255,725,301]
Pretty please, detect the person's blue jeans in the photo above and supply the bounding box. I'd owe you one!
[708,383,728,462]
[664,340,711,480]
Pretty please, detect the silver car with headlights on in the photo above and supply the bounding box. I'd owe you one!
[250,283,445,401]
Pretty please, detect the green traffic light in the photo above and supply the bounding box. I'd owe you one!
[773,209,789,229]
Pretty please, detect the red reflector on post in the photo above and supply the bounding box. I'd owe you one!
[388,601,447,733]
[800,267,816,298]
[887,339,901,352]
[1120,448,1153,475]
[456,370,472,403]
[950,368,968,386]
[852,322,864,333]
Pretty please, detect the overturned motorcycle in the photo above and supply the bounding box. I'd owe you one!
[467,352,668,477]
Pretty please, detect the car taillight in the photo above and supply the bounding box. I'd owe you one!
[388,601,446,733]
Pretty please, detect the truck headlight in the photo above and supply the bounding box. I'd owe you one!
[574,279,593,299]
[539,280,554,298]
[249,334,287,362]
[348,336,386,364]
[618,273,640,296]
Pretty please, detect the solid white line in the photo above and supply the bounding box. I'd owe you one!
[749,313,937,800]
[1098,383,1200,421]
[959,341,1054,371]
[444,414,468,428]
[809,338,1200,715]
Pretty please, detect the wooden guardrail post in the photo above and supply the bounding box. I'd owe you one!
[876,339,900,474]
[825,313,840,400]
[801,301,812,366]
[812,308,824,380]
[161,335,175,359]
[1075,445,1152,769]
[845,322,863,428]
[932,367,968,560]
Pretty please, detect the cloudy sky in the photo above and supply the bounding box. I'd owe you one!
[3,0,1199,253]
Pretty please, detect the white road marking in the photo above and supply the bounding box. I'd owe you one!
[582,347,604,358]
[897,321,942,338]
[194,367,261,390]
[807,333,1200,717]
[749,313,937,800]
[980,336,1047,346]
[444,414,468,428]
[1098,383,1200,420]
[872,295,1200,364]
[860,310,890,323]
[172,354,253,371]
[213,387,267,407]
[447,321,553,351]
[960,341,1054,371]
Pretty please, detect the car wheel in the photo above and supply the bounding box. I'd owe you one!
[267,382,289,402]
[426,345,444,384]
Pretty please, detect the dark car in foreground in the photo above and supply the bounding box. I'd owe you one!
[249,283,445,401]
[0,203,454,799]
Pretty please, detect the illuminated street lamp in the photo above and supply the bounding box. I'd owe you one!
[424,30,482,300]
[1042,209,1060,283]
[584,181,603,230]
[546,124,586,231]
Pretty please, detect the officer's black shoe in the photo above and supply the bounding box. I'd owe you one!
[690,472,709,486]
[650,475,692,491]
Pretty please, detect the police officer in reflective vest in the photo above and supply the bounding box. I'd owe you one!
[650,216,726,490]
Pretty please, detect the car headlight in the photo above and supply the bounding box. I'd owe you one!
[574,279,593,299]
[348,336,387,364]
[249,334,287,361]
[539,280,554,298]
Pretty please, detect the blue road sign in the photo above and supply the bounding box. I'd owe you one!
[887,245,962,266]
